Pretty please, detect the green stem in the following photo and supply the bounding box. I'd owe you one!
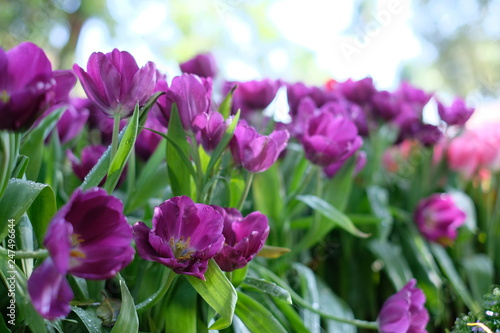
[135,269,177,313]
[188,134,204,202]
[238,172,255,210]
[110,112,122,163]
[252,263,378,330]
[0,247,48,259]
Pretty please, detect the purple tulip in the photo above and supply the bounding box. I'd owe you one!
[414,124,443,147]
[56,98,90,144]
[0,42,74,131]
[230,121,289,173]
[371,90,401,121]
[28,188,134,318]
[192,111,230,152]
[180,52,217,78]
[378,279,429,333]
[437,98,474,126]
[73,49,157,118]
[212,207,270,271]
[67,145,107,183]
[228,79,280,114]
[323,151,367,178]
[163,74,212,130]
[414,193,466,246]
[133,196,225,280]
[151,78,170,128]
[45,188,134,278]
[338,77,376,105]
[286,82,326,116]
[135,113,167,160]
[397,81,432,107]
[27,258,73,320]
[302,112,363,167]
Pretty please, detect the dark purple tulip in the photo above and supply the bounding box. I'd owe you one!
[286,82,326,116]
[56,98,90,144]
[164,74,212,130]
[0,42,75,131]
[180,52,217,78]
[212,207,269,271]
[229,79,280,114]
[378,279,429,333]
[192,111,229,152]
[414,124,443,147]
[287,96,318,140]
[135,113,167,160]
[437,98,474,126]
[28,188,134,319]
[302,112,363,167]
[43,187,134,279]
[230,121,289,173]
[321,100,369,136]
[27,258,73,320]
[73,49,157,118]
[337,77,376,105]
[151,78,170,128]
[323,151,367,178]
[397,81,432,107]
[68,145,107,183]
[371,90,401,121]
[133,196,225,280]
[414,193,466,246]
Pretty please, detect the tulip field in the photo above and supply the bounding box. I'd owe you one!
[1,42,500,333]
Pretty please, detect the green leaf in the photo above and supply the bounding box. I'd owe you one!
[125,155,168,213]
[231,265,249,288]
[235,291,288,333]
[219,84,237,119]
[368,240,413,290]
[242,277,292,304]
[0,315,11,333]
[138,92,164,125]
[72,306,109,333]
[111,274,139,333]
[20,107,64,180]
[11,155,29,179]
[0,179,56,245]
[0,260,46,333]
[166,105,192,197]
[431,244,480,313]
[317,279,356,333]
[253,164,285,226]
[293,263,321,333]
[104,105,140,193]
[229,177,245,208]
[462,254,494,302]
[186,259,237,330]
[366,186,393,240]
[163,277,197,333]
[296,194,368,249]
[323,156,355,212]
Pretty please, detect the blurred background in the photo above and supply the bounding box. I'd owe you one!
[2,0,500,112]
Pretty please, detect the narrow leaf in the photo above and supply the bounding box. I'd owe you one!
[242,277,292,304]
[111,274,139,333]
[235,291,288,333]
[186,259,237,330]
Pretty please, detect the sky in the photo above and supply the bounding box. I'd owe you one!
[72,0,422,90]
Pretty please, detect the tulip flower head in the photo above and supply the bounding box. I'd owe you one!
[213,207,270,271]
[437,98,474,126]
[133,196,225,280]
[302,112,362,167]
[179,52,217,78]
[0,42,74,131]
[28,188,134,319]
[73,49,157,119]
[230,121,289,173]
[378,279,429,333]
[414,193,466,246]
